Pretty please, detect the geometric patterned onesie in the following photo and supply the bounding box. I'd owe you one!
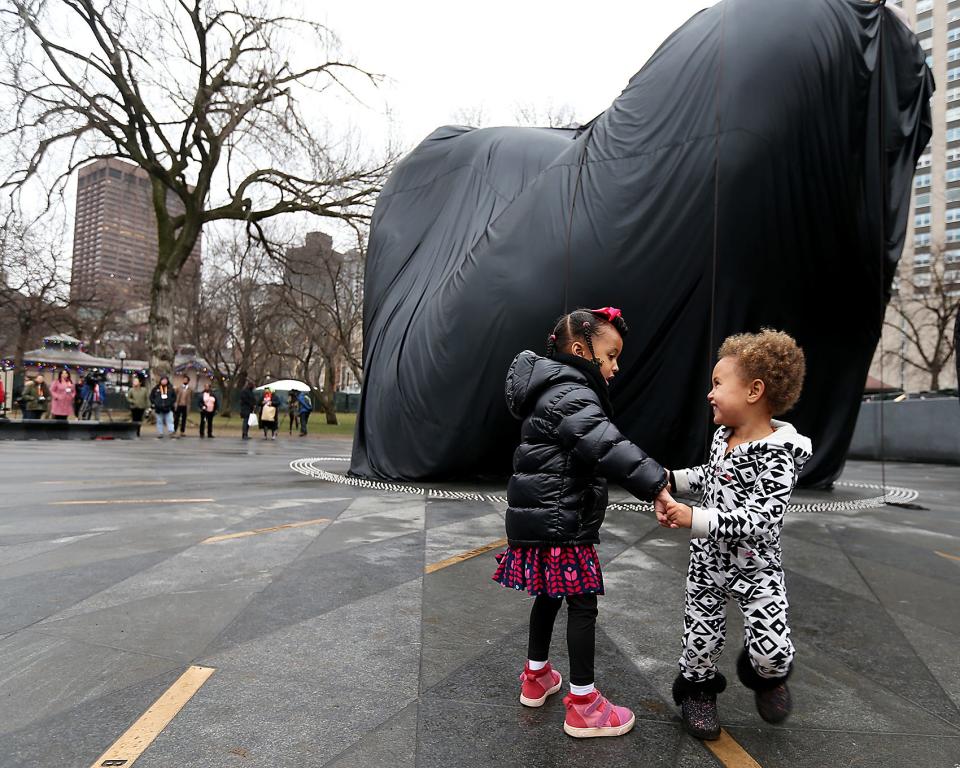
[671,420,812,690]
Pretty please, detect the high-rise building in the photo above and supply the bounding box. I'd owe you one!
[872,1,960,392]
[70,157,201,305]
[283,231,363,393]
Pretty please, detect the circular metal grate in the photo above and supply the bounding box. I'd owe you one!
[289,457,919,512]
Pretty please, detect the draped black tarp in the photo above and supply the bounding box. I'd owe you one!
[351,0,933,488]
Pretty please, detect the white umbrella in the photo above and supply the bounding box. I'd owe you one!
[255,379,311,392]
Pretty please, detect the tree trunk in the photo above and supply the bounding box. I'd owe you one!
[323,355,338,425]
[14,329,27,374]
[930,367,940,391]
[148,268,177,380]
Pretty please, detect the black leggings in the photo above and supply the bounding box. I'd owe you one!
[527,594,598,686]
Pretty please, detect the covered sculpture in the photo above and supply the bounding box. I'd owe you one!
[351,0,933,487]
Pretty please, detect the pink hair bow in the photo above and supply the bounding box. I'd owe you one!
[591,306,622,323]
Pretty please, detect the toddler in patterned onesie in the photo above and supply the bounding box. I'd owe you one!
[658,329,812,740]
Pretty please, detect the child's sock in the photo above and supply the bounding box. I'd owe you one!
[527,659,548,672]
[570,682,596,696]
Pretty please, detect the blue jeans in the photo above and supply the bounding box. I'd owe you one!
[156,410,174,435]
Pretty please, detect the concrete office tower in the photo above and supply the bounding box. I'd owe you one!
[284,231,363,394]
[873,0,959,392]
[70,157,201,306]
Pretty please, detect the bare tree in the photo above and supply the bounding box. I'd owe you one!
[513,101,579,129]
[1,1,394,378]
[0,218,71,372]
[451,104,489,128]
[277,316,340,425]
[65,289,130,357]
[884,246,959,391]
[192,230,279,412]
[282,229,365,385]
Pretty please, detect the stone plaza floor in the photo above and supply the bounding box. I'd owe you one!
[0,436,957,767]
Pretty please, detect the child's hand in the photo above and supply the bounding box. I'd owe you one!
[655,486,676,528]
[665,498,693,529]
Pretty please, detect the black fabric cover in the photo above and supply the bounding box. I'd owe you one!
[351,0,933,488]
[955,304,959,395]
[503,351,667,547]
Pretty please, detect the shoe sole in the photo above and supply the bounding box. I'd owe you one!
[563,713,635,738]
[519,673,562,707]
[757,709,791,724]
[682,721,721,741]
[756,691,792,724]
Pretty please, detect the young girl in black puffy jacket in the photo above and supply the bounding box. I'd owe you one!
[493,307,672,738]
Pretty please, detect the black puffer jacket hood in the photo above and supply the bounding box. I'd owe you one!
[504,351,666,547]
[506,351,613,420]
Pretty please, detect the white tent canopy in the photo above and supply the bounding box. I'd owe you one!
[255,379,310,392]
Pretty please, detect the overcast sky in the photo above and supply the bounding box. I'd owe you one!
[319,1,718,153]
[12,1,719,255]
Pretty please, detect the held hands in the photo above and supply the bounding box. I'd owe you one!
[654,486,693,529]
[654,486,674,527]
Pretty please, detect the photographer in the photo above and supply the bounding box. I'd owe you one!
[79,374,105,421]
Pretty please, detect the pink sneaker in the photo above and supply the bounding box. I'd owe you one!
[519,663,563,707]
[562,690,636,738]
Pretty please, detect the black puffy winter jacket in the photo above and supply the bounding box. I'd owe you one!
[504,351,667,547]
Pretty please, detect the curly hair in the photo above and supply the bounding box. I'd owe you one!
[546,308,629,362]
[718,329,805,416]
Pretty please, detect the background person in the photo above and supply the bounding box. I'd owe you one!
[198,382,218,438]
[150,376,176,438]
[72,382,83,418]
[287,389,300,435]
[297,389,313,436]
[79,375,105,420]
[258,389,278,440]
[174,375,191,437]
[21,375,50,420]
[240,381,256,440]
[50,369,75,421]
[127,376,149,437]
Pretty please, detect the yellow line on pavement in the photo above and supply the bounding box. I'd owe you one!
[53,498,214,506]
[935,550,960,562]
[201,517,332,544]
[89,665,214,767]
[705,729,763,768]
[425,538,508,574]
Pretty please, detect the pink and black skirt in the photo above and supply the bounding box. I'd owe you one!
[492,544,604,597]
